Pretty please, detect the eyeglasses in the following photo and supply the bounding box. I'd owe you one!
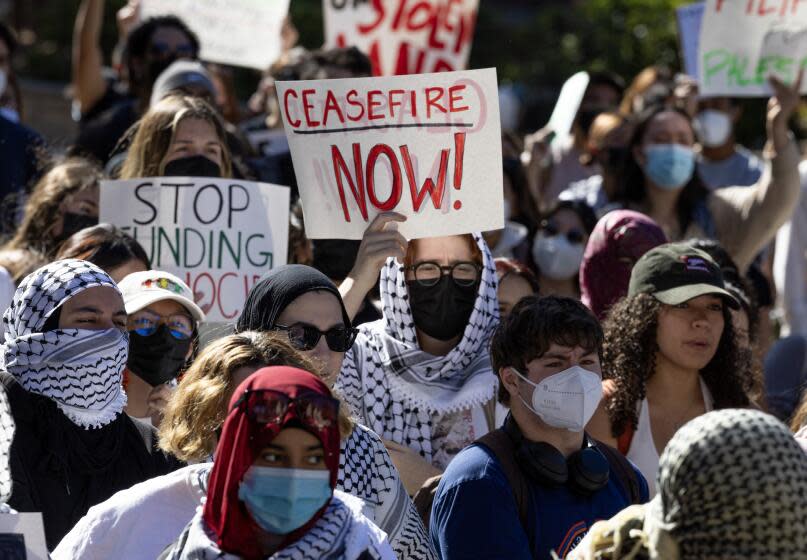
[274,323,358,353]
[404,261,481,287]
[233,388,340,431]
[148,41,197,60]
[129,309,194,340]
[539,221,585,245]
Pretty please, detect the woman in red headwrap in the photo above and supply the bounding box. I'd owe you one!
[160,366,395,560]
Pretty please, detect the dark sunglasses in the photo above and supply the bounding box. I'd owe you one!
[274,323,358,353]
[540,221,585,245]
[233,388,340,431]
[148,41,196,59]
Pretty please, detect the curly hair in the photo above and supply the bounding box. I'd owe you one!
[602,293,751,438]
[159,331,354,462]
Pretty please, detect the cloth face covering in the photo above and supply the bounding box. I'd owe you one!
[531,232,585,280]
[579,210,667,320]
[693,109,732,148]
[406,276,478,341]
[0,259,128,429]
[511,365,602,432]
[0,387,13,507]
[127,325,191,386]
[163,155,222,178]
[643,144,695,190]
[203,366,340,560]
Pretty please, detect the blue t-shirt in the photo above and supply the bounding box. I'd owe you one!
[430,443,649,560]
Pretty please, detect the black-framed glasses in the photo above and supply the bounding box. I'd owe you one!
[274,323,358,353]
[404,261,481,287]
[233,388,340,431]
[539,221,585,245]
[129,309,194,340]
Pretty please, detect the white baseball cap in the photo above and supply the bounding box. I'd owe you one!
[118,270,205,323]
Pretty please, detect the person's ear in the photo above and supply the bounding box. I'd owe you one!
[500,366,521,400]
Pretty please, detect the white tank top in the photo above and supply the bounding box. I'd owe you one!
[626,377,714,497]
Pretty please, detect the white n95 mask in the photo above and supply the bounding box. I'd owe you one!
[512,365,602,432]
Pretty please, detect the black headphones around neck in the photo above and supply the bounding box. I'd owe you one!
[503,414,610,495]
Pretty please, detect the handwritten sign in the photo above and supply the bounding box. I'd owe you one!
[0,513,48,560]
[100,178,290,322]
[699,0,807,96]
[276,68,503,240]
[677,2,705,79]
[140,0,290,70]
[323,0,479,76]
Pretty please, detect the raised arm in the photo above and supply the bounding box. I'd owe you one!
[709,71,803,272]
[72,0,108,115]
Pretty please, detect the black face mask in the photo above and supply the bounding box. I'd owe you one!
[127,325,192,387]
[406,276,478,341]
[59,212,98,242]
[163,155,222,178]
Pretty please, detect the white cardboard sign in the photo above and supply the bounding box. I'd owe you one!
[0,512,48,560]
[140,0,290,70]
[100,178,290,323]
[699,0,807,96]
[547,71,590,147]
[275,68,503,240]
[323,0,479,76]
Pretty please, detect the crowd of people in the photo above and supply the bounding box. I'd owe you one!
[0,2,807,559]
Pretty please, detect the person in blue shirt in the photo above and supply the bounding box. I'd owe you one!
[430,295,648,560]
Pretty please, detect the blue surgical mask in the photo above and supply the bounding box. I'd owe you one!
[643,143,695,190]
[238,465,332,535]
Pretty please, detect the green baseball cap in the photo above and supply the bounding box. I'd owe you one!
[628,243,739,309]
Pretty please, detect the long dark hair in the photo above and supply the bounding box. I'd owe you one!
[602,293,751,437]
[617,106,709,235]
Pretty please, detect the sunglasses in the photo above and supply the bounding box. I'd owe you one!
[540,221,585,245]
[274,323,358,353]
[148,41,197,59]
[129,309,194,340]
[233,388,340,431]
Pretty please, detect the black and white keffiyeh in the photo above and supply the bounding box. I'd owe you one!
[0,386,13,507]
[163,490,396,560]
[335,233,499,461]
[0,259,128,429]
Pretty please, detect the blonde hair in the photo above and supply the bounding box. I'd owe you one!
[0,157,101,281]
[119,94,233,179]
[159,331,354,462]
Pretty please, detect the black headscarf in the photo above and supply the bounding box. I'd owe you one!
[236,265,352,332]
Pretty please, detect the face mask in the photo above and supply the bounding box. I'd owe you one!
[59,212,98,242]
[407,276,478,341]
[532,233,585,280]
[503,199,512,221]
[163,155,222,178]
[643,144,695,190]
[693,109,732,148]
[512,365,602,432]
[127,324,191,386]
[238,465,332,535]
[0,107,19,124]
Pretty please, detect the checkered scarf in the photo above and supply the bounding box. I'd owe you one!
[336,233,499,461]
[0,387,12,505]
[163,491,396,560]
[646,409,807,559]
[0,259,128,430]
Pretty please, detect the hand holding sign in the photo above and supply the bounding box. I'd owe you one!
[767,68,803,151]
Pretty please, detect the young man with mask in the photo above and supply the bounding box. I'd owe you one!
[119,271,204,427]
[693,96,763,190]
[430,295,648,560]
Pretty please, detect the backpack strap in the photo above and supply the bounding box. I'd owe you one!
[595,439,643,504]
[476,429,531,535]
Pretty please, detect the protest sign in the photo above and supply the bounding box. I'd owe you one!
[275,68,503,240]
[100,178,290,323]
[676,2,705,79]
[547,71,590,147]
[699,0,807,96]
[0,513,48,560]
[323,0,479,76]
[140,0,290,70]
